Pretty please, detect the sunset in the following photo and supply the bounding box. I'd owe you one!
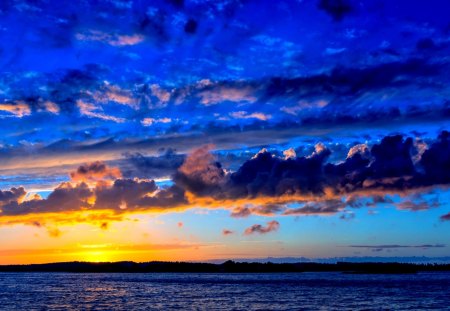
[0,0,449,309]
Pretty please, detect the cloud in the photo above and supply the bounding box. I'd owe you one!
[339,211,355,220]
[264,58,440,101]
[93,178,158,211]
[347,194,394,208]
[230,206,252,218]
[184,19,198,34]
[224,143,331,199]
[230,204,285,218]
[150,84,172,105]
[222,229,234,236]
[69,161,122,184]
[163,58,440,116]
[412,139,428,164]
[251,204,286,216]
[347,144,370,159]
[141,117,172,127]
[77,100,125,123]
[43,101,60,114]
[0,101,31,117]
[441,212,450,221]
[198,86,257,106]
[92,84,138,109]
[395,200,439,212]
[0,187,26,205]
[283,200,346,216]
[1,182,93,216]
[244,220,280,235]
[317,0,353,21]
[0,55,445,149]
[75,30,145,46]
[175,145,225,195]
[280,100,328,116]
[0,177,185,217]
[229,111,271,121]
[47,227,62,238]
[174,131,450,217]
[370,135,415,178]
[325,47,346,55]
[283,148,297,160]
[124,150,185,179]
[348,244,446,250]
[420,131,450,185]
[1,132,450,223]
[0,210,126,228]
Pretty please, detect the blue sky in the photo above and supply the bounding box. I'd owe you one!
[0,0,449,263]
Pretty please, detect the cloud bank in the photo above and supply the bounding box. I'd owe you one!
[0,131,449,225]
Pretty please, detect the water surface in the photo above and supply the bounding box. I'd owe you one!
[0,272,449,310]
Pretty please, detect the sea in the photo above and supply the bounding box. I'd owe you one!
[0,272,449,310]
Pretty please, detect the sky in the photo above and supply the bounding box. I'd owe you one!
[0,0,449,264]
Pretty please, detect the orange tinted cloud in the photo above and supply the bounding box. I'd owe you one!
[230,111,272,121]
[92,84,138,109]
[177,144,225,187]
[43,101,60,114]
[244,220,280,235]
[77,99,125,123]
[141,117,172,126]
[198,86,257,106]
[0,101,31,117]
[76,30,144,46]
[70,161,122,184]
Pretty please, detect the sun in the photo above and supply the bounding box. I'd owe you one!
[79,251,112,263]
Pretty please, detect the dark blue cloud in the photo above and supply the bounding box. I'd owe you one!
[420,131,450,185]
[317,0,354,21]
[177,132,450,201]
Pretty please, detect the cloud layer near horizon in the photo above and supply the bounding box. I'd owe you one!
[0,131,449,225]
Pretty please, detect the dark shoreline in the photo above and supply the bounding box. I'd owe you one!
[1,261,449,274]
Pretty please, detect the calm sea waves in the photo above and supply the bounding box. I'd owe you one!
[0,272,449,310]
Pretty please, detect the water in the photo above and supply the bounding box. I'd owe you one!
[0,272,449,310]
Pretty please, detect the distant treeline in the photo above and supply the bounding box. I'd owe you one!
[1,261,450,274]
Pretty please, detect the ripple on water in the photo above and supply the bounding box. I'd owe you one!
[0,272,449,310]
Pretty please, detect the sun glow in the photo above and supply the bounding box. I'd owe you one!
[78,250,114,263]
